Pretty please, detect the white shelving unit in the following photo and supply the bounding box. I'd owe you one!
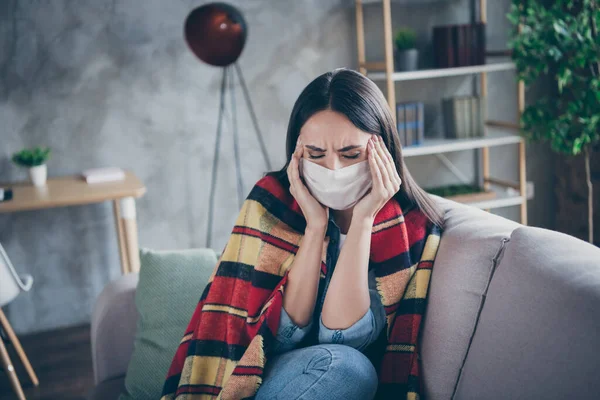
[402,128,522,158]
[354,0,528,222]
[368,62,516,82]
[361,0,454,4]
[468,191,525,210]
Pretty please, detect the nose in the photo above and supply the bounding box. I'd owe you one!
[323,156,342,171]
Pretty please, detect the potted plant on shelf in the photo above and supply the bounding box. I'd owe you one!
[427,184,496,203]
[508,0,600,244]
[394,28,418,72]
[12,147,52,187]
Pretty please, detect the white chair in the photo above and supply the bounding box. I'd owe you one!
[0,243,38,400]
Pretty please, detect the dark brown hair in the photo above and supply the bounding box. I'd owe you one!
[268,68,444,228]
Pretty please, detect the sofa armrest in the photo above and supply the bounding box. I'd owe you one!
[91,273,139,385]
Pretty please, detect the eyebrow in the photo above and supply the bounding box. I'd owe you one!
[305,144,363,152]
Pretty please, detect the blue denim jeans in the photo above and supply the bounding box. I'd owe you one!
[271,267,386,356]
[255,344,378,400]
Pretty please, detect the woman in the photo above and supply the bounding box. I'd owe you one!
[161,68,443,400]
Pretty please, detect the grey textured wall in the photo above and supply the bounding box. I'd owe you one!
[0,0,553,334]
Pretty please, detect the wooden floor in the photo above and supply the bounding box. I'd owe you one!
[0,324,93,400]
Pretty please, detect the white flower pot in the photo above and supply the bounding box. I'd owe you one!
[29,164,47,187]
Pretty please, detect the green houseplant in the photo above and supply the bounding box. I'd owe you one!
[508,0,600,244]
[394,28,418,72]
[12,147,52,187]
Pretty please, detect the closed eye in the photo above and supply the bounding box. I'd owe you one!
[308,154,325,159]
[343,153,361,159]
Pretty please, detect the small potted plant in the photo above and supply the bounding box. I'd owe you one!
[394,28,418,72]
[12,147,52,187]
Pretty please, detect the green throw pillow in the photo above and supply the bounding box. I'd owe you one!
[119,248,218,400]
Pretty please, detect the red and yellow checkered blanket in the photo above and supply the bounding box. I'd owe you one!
[161,175,441,399]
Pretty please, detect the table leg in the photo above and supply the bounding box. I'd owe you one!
[113,200,130,275]
[120,197,141,274]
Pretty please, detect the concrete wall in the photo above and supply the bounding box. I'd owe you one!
[0,0,553,334]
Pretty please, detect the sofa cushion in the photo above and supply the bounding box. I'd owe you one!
[420,197,519,400]
[92,273,139,385]
[119,248,218,400]
[454,226,600,399]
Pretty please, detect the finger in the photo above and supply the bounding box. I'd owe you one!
[287,158,296,195]
[382,136,394,164]
[292,153,302,184]
[289,155,301,186]
[289,137,302,168]
[290,153,310,197]
[375,136,401,190]
[288,141,300,177]
[287,155,294,185]
[374,135,392,169]
[294,138,303,158]
[293,141,304,171]
[376,136,401,189]
[373,137,393,190]
[368,138,383,190]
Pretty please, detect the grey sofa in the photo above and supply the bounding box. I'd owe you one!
[89,198,600,400]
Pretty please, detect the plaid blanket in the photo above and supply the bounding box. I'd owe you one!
[161,175,441,400]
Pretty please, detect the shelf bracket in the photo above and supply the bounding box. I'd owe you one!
[434,153,471,184]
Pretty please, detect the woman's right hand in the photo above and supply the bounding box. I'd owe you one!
[287,138,329,231]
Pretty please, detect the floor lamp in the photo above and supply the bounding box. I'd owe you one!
[185,3,272,248]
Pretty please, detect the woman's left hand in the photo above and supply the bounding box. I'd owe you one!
[352,135,402,222]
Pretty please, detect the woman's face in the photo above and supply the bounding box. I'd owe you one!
[298,110,372,170]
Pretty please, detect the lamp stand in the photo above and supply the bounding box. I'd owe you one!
[206,64,272,248]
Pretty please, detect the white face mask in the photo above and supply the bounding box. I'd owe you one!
[300,159,372,210]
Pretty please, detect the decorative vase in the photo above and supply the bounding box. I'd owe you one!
[395,49,419,72]
[29,164,47,187]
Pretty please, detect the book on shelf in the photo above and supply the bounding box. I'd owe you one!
[447,97,465,138]
[405,103,416,146]
[468,96,486,137]
[433,26,454,68]
[82,167,126,184]
[472,23,486,65]
[442,98,454,138]
[478,96,487,137]
[396,102,425,147]
[453,98,462,138]
[416,102,425,145]
[433,23,486,68]
[396,104,406,147]
[469,97,477,138]
[442,96,486,139]
[455,26,469,67]
[460,100,468,137]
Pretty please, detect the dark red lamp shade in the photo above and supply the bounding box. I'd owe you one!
[184,3,247,67]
